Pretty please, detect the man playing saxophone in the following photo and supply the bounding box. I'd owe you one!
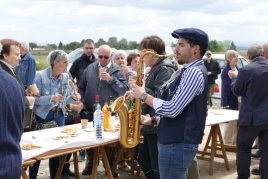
[127,27,209,179]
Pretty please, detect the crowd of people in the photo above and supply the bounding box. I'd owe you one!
[1,27,268,179]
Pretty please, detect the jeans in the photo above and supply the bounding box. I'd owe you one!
[137,133,160,179]
[29,110,65,179]
[158,142,198,179]
[237,124,268,179]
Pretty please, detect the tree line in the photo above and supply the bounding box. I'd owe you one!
[30,37,237,52]
[171,39,237,52]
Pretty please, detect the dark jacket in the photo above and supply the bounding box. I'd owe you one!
[157,65,208,144]
[78,61,129,120]
[231,56,268,126]
[0,61,31,128]
[221,63,239,110]
[204,58,221,84]
[69,53,97,84]
[141,58,177,134]
[0,67,24,179]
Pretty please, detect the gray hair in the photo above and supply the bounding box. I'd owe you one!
[111,50,127,61]
[46,50,68,68]
[247,44,263,60]
[20,41,30,52]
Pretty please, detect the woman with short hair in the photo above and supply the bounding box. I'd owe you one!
[29,50,81,179]
[221,50,239,145]
[0,38,35,129]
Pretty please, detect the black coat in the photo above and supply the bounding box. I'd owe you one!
[141,58,177,134]
[204,58,221,84]
[231,56,268,126]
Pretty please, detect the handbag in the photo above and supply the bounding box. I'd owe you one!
[32,115,58,131]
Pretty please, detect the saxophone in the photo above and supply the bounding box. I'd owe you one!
[110,49,176,148]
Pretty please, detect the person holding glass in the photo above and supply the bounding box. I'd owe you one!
[29,50,81,179]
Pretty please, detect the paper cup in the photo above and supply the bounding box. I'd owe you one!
[99,68,106,76]
[29,84,39,95]
[81,119,88,129]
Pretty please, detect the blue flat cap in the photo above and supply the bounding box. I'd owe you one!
[171,28,209,49]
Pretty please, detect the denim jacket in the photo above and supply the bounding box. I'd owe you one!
[14,52,36,89]
[34,67,75,119]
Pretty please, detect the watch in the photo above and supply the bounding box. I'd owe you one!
[139,92,148,102]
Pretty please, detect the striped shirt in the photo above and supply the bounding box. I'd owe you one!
[153,59,205,118]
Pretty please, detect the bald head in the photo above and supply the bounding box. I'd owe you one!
[262,43,268,59]
[98,44,112,67]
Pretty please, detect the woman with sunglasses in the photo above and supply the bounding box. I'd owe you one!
[29,50,81,179]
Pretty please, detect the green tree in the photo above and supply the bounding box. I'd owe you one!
[107,37,118,49]
[221,40,232,51]
[95,38,106,48]
[58,41,63,50]
[29,42,38,49]
[80,39,85,47]
[230,41,237,50]
[208,40,224,52]
[118,38,128,50]
[171,42,177,47]
[128,41,139,50]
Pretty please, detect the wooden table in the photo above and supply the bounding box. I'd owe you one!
[22,159,36,179]
[21,124,119,179]
[197,109,239,175]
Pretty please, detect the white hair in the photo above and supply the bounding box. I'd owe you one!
[111,50,127,61]
[20,41,30,52]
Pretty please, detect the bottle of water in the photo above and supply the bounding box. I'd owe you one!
[94,104,103,139]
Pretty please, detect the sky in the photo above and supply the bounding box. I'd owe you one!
[1,0,268,47]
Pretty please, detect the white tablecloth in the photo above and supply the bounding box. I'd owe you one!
[206,109,239,126]
[21,123,119,162]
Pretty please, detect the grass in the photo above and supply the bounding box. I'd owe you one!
[33,54,49,71]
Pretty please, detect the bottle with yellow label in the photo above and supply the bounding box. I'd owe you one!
[102,102,110,129]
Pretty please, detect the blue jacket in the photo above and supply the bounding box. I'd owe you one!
[221,63,239,110]
[0,67,24,179]
[15,52,36,89]
[157,65,208,144]
[34,67,75,119]
[231,56,268,126]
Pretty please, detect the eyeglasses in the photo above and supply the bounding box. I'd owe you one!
[206,54,211,56]
[98,55,109,59]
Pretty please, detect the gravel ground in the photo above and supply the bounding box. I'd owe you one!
[23,125,261,179]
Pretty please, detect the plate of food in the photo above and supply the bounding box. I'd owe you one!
[84,127,94,132]
[104,128,120,132]
[66,133,81,137]
[61,126,78,133]
[21,144,42,150]
[52,135,69,140]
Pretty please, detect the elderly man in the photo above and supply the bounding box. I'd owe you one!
[78,44,129,177]
[229,44,268,179]
[204,50,221,106]
[128,27,209,178]
[250,42,268,176]
[15,40,36,89]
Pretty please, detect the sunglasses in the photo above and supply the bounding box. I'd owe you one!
[52,51,61,63]
[98,55,109,59]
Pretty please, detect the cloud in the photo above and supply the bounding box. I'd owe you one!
[0,0,268,46]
